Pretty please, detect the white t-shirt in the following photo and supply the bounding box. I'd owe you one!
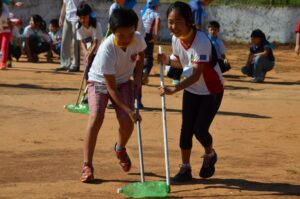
[142,8,160,34]
[172,31,224,95]
[88,32,147,84]
[64,0,84,22]
[109,3,145,37]
[77,22,103,49]
[23,25,51,43]
[48,30,62,44]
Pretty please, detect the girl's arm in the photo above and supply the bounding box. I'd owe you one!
[133,51,145,89]
[158,53,183,68]
[80,40,88,54]
[88,39,99,55]
[104,74,140,122]
[160,62,204,95]
[246,53,254,67]
[254,49,270,58]
[295,33,300,55]
[59,3,66,27]
[153,17,161,42]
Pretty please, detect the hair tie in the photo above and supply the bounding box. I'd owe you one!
[89,12,96,18]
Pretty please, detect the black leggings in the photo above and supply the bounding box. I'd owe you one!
[180,90,223,150]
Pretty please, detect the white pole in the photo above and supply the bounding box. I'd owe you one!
[135,96,145,183]
[159,46,170,188]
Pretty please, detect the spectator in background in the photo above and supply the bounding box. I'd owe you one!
[241,29,275,83]
[48,19,62,57]
[57,0,86,72]
[189,0,213,30]
[295,19,300,55]
[23,14,52,63]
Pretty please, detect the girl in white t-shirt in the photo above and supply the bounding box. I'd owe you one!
[80,8,146,183]
[158,2,224,182]
[76,3,103,80]
[23,15,51,62]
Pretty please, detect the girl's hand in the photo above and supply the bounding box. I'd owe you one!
[159,86,176,96]
[157,53,168,65]
[59,17,64,28]
[128,110,142,123]
[224,58,229,64]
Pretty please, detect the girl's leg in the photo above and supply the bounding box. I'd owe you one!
[0,32,12,68]
[173,90,199,182]
[253,56,274,82]
[193,92,223,178]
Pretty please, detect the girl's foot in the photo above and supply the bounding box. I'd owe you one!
[0,63,7,70]
[115,144,131,172]
[80,162,94,183]
[199,149,217,179]
[173,164,192,182]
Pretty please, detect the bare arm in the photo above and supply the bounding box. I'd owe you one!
[24,37,33,61]
[104,75,140,122]
[160,62,204,95]
[157,53,183,69]
[254,49,270,58]
[295,33,300,55]
[153,17,161,42]
[59,3,66,27]
[133,51,145,89]
[246,53,254,67]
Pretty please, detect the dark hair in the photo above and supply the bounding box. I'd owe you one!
[109,8,138,33]
[49,19,59,28]
[0,0,3,16]
[208,21,220,29]
[251,29,266,41]
[31,14,47,32]
[77,3,97,28]
[166,1,193,27]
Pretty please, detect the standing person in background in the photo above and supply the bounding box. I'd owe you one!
[7,14,22,67]
[295,19,300,55]
[57,0,85,72]
[141,0,160,85]
[189,0,213,30]
[0,0,12,69]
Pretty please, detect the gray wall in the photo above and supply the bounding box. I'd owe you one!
[12,1,300,43]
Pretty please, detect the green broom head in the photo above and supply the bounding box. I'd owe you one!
[64,103,89,114]
[118,181,169,198]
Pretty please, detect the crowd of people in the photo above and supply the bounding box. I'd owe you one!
[0,0,299,184]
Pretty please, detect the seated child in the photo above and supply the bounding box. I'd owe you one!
[241,29,275,83]
[48,19,62,56]
[80,8,146,183]
[23,14,51,62]
[76,3,103,78]
[208,20,231,73]
[295,19,300,55]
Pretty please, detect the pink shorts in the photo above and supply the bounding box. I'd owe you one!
[87,81,134,118]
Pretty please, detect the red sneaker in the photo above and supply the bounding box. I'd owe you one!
[115,144,131,172]
[80,162,94,183]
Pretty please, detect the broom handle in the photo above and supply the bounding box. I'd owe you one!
[75,72,85,105]
[159,46,170,187]
[135,91,145,183]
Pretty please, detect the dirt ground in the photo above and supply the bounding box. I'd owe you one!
[0,43,299,199]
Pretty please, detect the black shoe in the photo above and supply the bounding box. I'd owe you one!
[137,103,144,109]
[107,103,114,109]
[55,66,68,71]
[199,150,217,179]
[173,165,192,182]
[68,66,79,72]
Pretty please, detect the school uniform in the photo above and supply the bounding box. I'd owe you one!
[0,3,11,68]
[87,32,146,116]
[172,30,224,150]
[77,22,103,79]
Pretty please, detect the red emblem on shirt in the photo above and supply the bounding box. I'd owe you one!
[131,53,138,62]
